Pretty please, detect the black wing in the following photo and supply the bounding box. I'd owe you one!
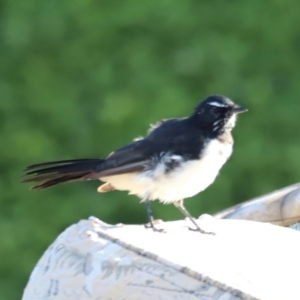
[22,139,150,189]
[22,117,205,189]
[144,117,206,160]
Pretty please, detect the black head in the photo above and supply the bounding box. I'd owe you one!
[190,95,247,133]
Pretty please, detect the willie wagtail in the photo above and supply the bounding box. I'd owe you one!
[22,95,247,233]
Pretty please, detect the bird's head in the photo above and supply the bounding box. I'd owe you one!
[191,95,247,133]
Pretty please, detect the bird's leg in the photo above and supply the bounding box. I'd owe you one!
[144,197,165,233]
[174,200,215,235]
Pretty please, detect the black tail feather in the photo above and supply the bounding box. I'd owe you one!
[22,159,104,189]
[25,160,101,176]
[23,158,100,171]
[31,173,90,189]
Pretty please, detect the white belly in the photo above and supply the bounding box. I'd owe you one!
[100,139,233,203]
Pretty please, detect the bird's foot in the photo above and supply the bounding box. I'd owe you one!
[145,220,166,233]
[188,226,215,235]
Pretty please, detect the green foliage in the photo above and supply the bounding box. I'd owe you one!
[1,0,300,298]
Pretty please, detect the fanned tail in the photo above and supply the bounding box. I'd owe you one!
[22,159,104,189]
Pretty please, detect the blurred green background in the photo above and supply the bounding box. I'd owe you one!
[1,0,300,299]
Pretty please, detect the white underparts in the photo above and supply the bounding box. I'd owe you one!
[99,139,233,203]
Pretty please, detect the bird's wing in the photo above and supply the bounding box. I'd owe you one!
[22,118,206,189]
[144,118,206,159]
[22,138,155,190]
[94,140,152,178]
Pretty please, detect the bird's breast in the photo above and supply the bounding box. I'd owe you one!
[100,139,233,203]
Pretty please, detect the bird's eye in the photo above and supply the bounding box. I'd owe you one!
[210,107,220,117]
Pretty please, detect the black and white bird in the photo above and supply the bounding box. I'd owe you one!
[22,95,247,233]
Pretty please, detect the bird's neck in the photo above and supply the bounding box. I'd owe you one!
[188,115,234,137]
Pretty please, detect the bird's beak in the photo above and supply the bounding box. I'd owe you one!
[232,106,248,114]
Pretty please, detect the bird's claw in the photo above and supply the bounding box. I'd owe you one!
[145,222,166,233]
[188,226,215,235]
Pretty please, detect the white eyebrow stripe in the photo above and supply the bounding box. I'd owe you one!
[170,155,183,161]
[207,101,227,107]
